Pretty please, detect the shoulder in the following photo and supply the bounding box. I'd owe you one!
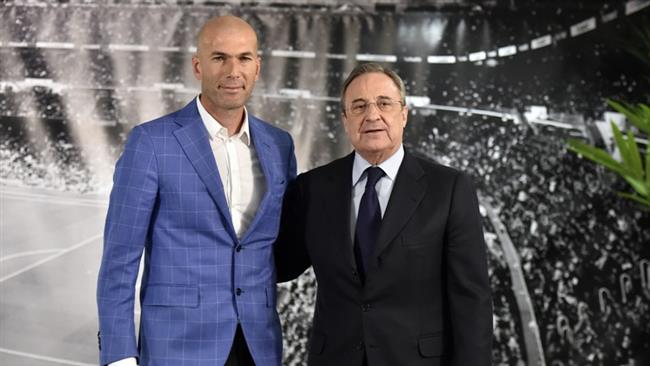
[131,106,188,137]
[413,154,460,178]
[298,154,352,182]
[249,115,293,147]
[405,152,476,189]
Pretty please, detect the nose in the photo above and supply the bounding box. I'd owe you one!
[223,58,240,78]
[364,102,381,120]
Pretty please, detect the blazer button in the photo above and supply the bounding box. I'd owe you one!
[355,341,364,351]
[236,288,242,296]
[362,303,371,312]
[235,244,242,252]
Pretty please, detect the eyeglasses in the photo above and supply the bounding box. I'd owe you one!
[347,98,404,116]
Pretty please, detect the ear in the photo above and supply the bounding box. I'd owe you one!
[254,55,261,81]
[401,105,408,128]
[191,55,201,81]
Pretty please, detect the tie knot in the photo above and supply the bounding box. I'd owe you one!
[365,166,384,189]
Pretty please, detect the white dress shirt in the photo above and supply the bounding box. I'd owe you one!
[108,358,137,366]
[196,96,266,239]
[350,145,405,241]
[108,98,265,366]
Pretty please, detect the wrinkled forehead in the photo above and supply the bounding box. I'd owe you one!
[345,72,402,102]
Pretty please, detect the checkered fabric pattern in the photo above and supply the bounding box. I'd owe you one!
[97,100,296,366]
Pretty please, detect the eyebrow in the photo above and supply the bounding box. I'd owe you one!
[209,51,256,58]
[350,95,396,104]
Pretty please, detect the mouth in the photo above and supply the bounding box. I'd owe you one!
[362,128,385,135]
[219,85,244,92]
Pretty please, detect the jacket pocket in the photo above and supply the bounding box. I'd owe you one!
[309,332,326,355]
[141,285,199,308]
[418,333,444,358]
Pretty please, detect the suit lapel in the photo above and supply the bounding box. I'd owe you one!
[239,117,274,242]
[323,154,356,267]
[172,100,237,240]
[374,152,426,258]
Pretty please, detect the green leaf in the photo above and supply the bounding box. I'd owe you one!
[567,139,628,176]
[639,104,650,127]
[617,191,650,209]
[611,122,637,178]
[622,176,648,197]
[625,129,644,179]
[646,144,650,188]
[607,100,650,135]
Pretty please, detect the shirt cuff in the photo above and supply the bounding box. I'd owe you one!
[108,357,137,366]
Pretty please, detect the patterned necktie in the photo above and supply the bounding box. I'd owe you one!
[354,166,385,282]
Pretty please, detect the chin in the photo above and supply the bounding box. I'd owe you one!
[359,146,389,156]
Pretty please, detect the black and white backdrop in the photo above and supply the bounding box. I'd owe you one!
[1,1,649,365]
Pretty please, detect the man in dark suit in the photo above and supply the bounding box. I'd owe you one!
[275,63,492,366]
[97,16,295,366]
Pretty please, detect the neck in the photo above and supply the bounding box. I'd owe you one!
[200,96,245,136]
[213,109,244,136]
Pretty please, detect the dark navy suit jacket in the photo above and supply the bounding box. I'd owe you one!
[276,152,492,366]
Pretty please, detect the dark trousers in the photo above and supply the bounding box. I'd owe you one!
[225,324,255,366]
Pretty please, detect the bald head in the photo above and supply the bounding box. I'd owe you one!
[196,15,258,56]
[191,15,261,133]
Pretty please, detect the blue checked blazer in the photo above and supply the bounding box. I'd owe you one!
[97,99,296,366]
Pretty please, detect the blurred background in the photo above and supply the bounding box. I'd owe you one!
[1,0,649,365]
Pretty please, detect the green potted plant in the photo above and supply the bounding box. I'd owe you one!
[568,100,650,207]
[568,24,650,208]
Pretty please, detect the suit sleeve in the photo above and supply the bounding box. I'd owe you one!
[97,126,158,365]
[274,172,312,282]
[445,172,493,366]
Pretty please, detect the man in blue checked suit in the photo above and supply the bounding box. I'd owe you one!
[97,16,296,366]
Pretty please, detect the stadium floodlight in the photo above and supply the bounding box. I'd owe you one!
[158,46,182,52]
[517,43,529,52]
[108,44,149,52]
[8,41,29,48]
[554,31,568,41]
[24,78,54,86]
[279,88,312,99]
[469,51,486,62]
[403,56,423,63]
[356,54,397,62]
[35,42,75,49]
[154,83,185,90]
[405,96,430,107]
[625,0,650,15]
[531,35,552,50]
[498,45,516,57]
[602,10,618,23]
[426,55,456,64]
[570,17,597,37]
[271,50,316,59]
[326,53,347,60]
